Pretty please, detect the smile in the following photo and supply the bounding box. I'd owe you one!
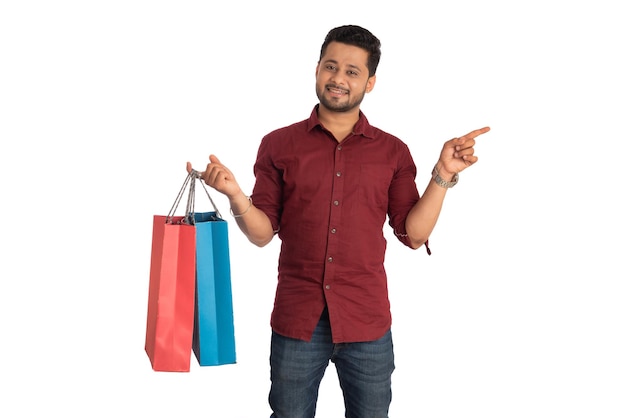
[327,85,348,95]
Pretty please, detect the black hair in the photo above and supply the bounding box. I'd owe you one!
[319,25,381,77]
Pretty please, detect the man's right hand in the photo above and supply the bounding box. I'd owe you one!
[186,155,242,199]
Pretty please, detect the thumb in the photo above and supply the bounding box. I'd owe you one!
[209,154,221,164]
[186,161,193,173]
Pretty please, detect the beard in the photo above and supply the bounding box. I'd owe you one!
[316,83,366,113]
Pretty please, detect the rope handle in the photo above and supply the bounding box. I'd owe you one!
[166,169,222,224]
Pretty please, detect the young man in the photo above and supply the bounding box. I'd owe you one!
[190,25,490,418]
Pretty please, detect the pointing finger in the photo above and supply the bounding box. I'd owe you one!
[463,126,490,140]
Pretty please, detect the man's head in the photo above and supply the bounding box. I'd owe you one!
[316,25,380,114]
[319,25,381,77]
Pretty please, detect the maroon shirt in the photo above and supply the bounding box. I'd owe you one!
[251,106,424,343]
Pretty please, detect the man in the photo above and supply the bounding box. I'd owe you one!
[189,24,489,417]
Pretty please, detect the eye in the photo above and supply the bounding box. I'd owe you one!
[325,64,337,71]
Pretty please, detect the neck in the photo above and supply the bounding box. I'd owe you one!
[317,105,360,142]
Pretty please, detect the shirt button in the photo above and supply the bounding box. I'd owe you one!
[330,228,336,234]
[327,257,333,263]
[325,285,331,290]
[336,171,342,177]
[333,200,339,206]
[337,145,342,150]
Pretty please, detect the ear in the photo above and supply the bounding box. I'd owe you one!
[315,63,320,77]
[365,75,376,93]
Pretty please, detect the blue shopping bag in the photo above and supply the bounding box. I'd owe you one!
[192,212,237,366]
[186,168,237,368]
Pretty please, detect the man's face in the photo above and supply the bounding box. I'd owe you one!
[315,42,376,113]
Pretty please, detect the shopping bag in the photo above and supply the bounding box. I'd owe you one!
[145,173,197,372]
[192,211,237,366]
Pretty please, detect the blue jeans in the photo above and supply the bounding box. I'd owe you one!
[269,309,395,418]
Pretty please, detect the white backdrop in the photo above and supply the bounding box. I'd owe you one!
[1,1,625,417]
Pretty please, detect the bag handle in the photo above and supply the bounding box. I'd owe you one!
[166,170,222,224]
[192,170,222,220]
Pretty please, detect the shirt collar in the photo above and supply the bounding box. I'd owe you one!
[306,104,376,140]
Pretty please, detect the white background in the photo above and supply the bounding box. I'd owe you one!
[1,1,625,417]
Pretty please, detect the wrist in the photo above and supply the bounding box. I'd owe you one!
[434,161,455,181]
[432,163,459,189]
[229,192,253,218]
[228,190,247,204]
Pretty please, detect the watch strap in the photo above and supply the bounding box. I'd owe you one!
[432,166,459,188]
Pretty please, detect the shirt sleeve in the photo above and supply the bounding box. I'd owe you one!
[251,135,283,233]
[387,142,420,248]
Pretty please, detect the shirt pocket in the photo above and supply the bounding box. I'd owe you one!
[358,164,394,209]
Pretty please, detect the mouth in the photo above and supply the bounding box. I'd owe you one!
[326,84,349,96]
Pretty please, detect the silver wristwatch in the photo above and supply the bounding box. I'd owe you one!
[432,166,459,188]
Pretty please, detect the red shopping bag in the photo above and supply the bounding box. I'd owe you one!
[145,174,197,372]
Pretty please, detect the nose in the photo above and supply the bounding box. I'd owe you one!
[329,71,347,87]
